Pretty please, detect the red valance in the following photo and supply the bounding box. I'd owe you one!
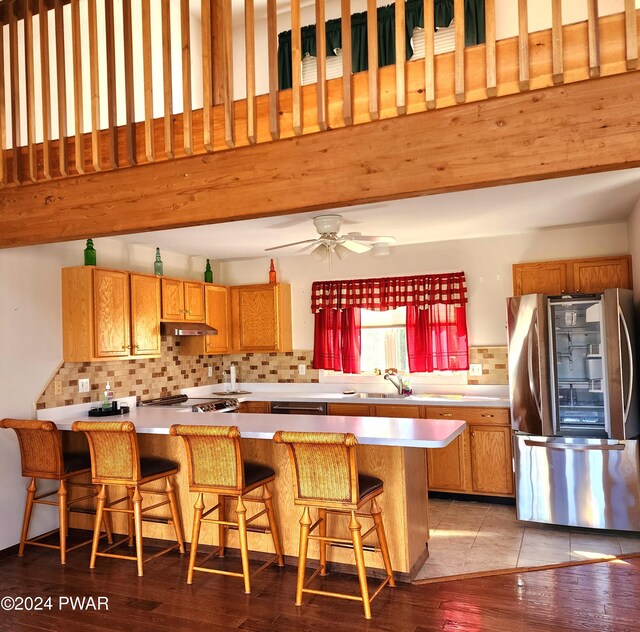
[310,272,468,313]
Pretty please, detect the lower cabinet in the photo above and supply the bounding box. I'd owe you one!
[426,432,467,492]
[237,401,271,414]
[469,425,513,495]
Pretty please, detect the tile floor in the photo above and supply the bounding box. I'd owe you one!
[415,499,640,581]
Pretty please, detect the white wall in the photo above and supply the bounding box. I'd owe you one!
[219,222,630,349]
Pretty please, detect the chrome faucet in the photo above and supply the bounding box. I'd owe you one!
[384,372,403,395]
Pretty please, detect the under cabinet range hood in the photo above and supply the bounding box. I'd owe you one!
[160,322,218,336]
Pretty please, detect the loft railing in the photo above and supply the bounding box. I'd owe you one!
[0,0,638,188]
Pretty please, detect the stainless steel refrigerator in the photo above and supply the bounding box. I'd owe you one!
[507,289,640,531]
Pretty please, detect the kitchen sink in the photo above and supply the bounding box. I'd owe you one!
[350,392,409,399]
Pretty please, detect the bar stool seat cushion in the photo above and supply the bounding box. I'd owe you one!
[140,457,179,478]
[358,474,383,500]
[63,452,92,473]
[244,462,275,487]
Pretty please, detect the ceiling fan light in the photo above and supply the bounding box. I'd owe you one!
[334,244,350,260]
[371,242,391,257]
[311,244,328,260]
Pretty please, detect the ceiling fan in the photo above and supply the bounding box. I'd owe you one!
[265,214,396,261]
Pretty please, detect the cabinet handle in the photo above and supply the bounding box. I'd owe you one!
[134,344,139,350]
[122,344,128,350]
[439,413,453,417]
[481,414,494,418]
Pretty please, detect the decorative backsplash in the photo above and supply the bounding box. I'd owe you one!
[36,343,506,409]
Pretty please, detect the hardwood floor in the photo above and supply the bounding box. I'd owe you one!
[0,540,639,631]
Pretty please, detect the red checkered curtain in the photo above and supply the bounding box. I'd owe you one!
[311,272,468,374]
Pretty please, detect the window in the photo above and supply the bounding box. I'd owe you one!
[360,308,408,373]
[302,51,345,86]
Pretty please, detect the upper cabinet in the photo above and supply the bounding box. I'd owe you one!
[161,279,205,322]
[179,284,231,356]
[62,267,160,362]
[513,255,632,296]
[231,284,292,353]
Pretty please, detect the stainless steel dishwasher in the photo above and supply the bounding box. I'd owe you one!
[271,401,327,415]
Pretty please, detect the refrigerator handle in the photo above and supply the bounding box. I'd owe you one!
[527,312,543,420]
[524,440,625,451]
[619,304,634,425]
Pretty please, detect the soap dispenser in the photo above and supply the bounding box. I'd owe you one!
[103,382,114,410]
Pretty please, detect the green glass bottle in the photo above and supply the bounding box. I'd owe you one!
[154,248,163,276]
[204,259,213,283]
[84,239,96,266]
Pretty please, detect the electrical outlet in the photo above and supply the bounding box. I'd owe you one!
[54,380,62,395]
[78,378,90,393]
[208,366,213,378]
[298,364,306,376]
[468,364,483,377]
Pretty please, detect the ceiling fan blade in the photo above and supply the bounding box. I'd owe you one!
[265,239,320,251]
[342,240,371,254]
[345,233,397,244]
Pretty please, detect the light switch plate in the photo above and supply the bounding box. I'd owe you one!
[78,378,90,393]
[208,366,213,377]
[54,380,62,395]
[469,364,483,377]
[298,364,306,376]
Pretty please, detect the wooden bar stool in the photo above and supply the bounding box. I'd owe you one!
[170,424,284,594]
[273,431,395,620]
[0,418,113,565]
[72,421,185,576]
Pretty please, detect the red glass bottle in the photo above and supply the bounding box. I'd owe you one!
[269,259,277,284]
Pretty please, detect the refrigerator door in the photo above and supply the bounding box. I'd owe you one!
[514,435,640,531]
[507,294,553,435]
[604,289,639,440]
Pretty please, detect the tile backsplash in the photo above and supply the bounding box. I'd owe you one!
[36,343,507,409]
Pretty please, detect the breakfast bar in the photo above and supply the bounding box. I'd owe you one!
[54,409,465,581]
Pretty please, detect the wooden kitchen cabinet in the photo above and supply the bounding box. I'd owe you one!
[62,267,161,362]
[513,255,632,296]
[230,283,292,353]
[179,284,231,355]
[425,406,514,498]
[326,403,371,416]
[373,404,421,418]
[238,401,271,414]
[161,278,205,322]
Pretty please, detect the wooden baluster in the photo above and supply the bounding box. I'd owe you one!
[88,0,101,171]
[485,0,496,97]
[181,0,193,154]
[341,0,352,125]
[123,0,136,165]
[424,0,435,109]
[291,0,302,135]
[551,0,564,84]
[587,0,600,78]
[245,0,257,143]
[105,0,118,168]
[39,0,52,179]
[54,0,68,176]
[366,0,378,120]
[267,0,279,139]
[202,0,213,151]
[0,12,5,185]
[161,0,174,159]
[71,0,85,174]
[142,0,155,161]
[8,0,20,183]
[625,0,638,70]
[316,0,327,131]
[223,0,234,147]
[517,0,529,91]
[24,0,36,181]
[454,0,465,103]
[395,0,406,115]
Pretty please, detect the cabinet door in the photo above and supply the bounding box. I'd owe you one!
[161,278,185,320]
[327,403,371,416]
[184,282,205,321]
[236,285,279,351]
[243,401,271,414]
[373,404,421,418]
[205,285,230,354]
[513,261,568,296]
[130,274,161,357]
[469,425,513,495]
[572,256,632,293]
[93,269,130,357]
[427,431,467,492]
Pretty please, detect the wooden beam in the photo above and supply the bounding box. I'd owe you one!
[142,0,155,161]
[267,0,279,139]
[588,0,600,78]
[245,0,257,143]
[518,0,530,91]
[104,0,117,168]
[24,0,36,181]
[201,0,213,151]
[291,0,302,135]
[454,0,465,103]
[485,0,496,97]
[395,0,406,114]
[181,0,193,154]
[551,0,564,84]
[161,0,173,159]
[3,70,640,248]
[88,0,101,171]
[222,0,234,147]
[123,0,135,165]
[70,0,84,174]
[367,0,378,120]
[316,0,328,131]
[0,13,5,184]
[423,0,435,108]
[8,0,19,183]
[54,0,67,177]
[625,0,638,70]
[39,0,51,179]
[341,0,352,125]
